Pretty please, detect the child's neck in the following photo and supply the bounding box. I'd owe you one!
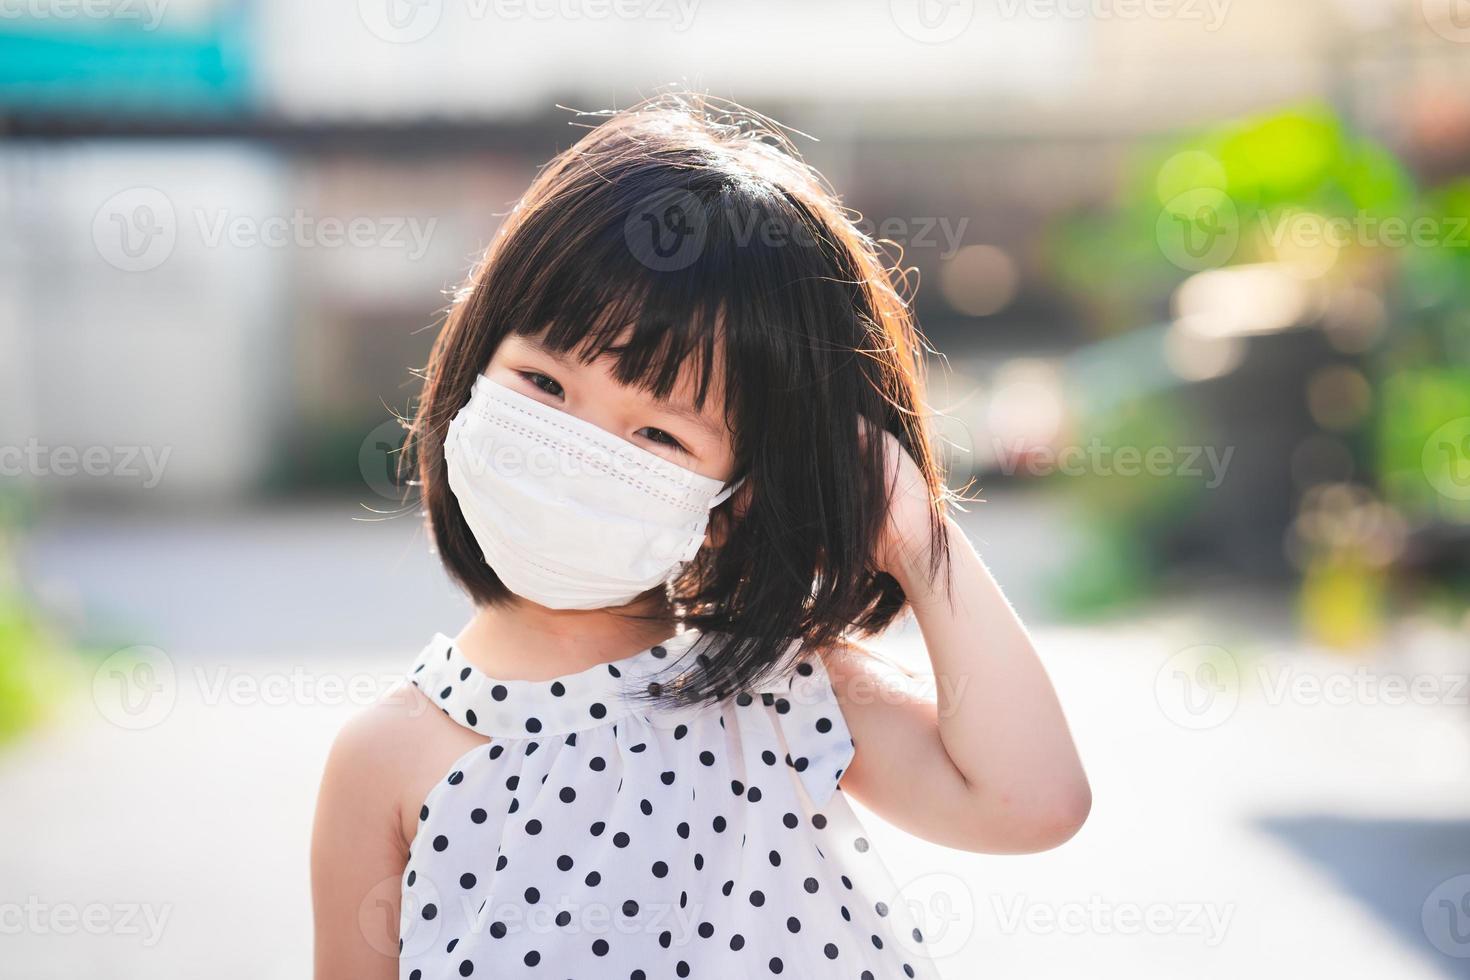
[454,596,680,682]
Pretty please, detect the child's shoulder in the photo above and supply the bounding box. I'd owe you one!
[319,678,489,845]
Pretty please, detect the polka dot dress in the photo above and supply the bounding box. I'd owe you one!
[399,629,940,979]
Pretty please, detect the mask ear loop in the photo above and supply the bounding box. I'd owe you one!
[665,476,745,606]
[709,475,744,508]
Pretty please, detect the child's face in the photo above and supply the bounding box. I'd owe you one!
[485,332,738,485]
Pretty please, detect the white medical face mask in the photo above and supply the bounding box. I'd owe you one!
[444,375,740,610]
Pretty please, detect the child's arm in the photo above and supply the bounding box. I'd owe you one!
[828,433,1091,854]
[310,695,418,980]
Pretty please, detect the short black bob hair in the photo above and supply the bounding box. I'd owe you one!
[408,94,951,706]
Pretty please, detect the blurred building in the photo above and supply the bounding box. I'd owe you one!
[2,0,1469,520]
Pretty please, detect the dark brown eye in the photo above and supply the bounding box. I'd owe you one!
[638,427,688,454]
[520,371,564,398]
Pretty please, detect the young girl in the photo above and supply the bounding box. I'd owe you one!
[312,96,1089,980]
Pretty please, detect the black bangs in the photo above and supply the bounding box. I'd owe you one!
[510,239,728,416]
[500,166,825,430]
[412,98,953,708]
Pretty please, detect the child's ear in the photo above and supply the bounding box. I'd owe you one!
[704,479,751,550]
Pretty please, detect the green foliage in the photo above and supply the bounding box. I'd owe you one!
[0,589,59,745]
[1043,102,1468,619]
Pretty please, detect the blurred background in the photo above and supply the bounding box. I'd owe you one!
[2,0,1469,977]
